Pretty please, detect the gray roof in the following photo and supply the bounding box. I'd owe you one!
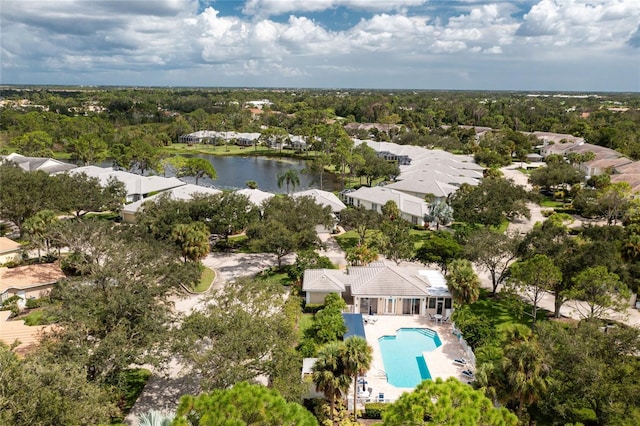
[3,153,76,174]
[236,188,275,206]
[293,189,346,212]
[122,184,222,214]
[303,263,450,298]
[345,187,429,218]
[69,166,186,197]
[385,178,460,199]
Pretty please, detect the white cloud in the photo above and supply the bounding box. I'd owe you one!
[242,0,427,17]
[0,0,637,90]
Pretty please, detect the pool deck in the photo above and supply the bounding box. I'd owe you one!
[353,315,473,405]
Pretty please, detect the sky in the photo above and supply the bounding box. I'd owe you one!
[1,0,639,92]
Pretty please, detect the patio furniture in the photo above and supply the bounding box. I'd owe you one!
[428,313,436,322]
[453,358,468,366]
[461,369,475,379]
[378,392,385,402]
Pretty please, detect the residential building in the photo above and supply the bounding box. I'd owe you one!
[0,237,22,265]
[2,152,76,174]
[342,187,429,226]
[302,262,452,317]
[0,263,65,303]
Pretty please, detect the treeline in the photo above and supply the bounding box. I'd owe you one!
[1,88,639,162]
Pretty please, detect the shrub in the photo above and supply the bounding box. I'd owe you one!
[363,402,388,419]
[303,303,324,314]
[25,298,44,309]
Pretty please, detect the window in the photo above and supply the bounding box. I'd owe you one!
[428,298,436,309]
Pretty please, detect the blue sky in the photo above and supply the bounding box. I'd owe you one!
[1,0,639,91]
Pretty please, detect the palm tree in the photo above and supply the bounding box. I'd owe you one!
[446,259,481,306]
[312,342,351,422]
[424,200,453,230]
[23,209,59,262]
[501,337,550,420]
[341,337,373,421]
[277,169,300,194]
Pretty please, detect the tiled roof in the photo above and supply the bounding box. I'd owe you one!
[0,263,65,292]
[0,310,53,354]
[293,189,346,212]
[303,263,450,298]
[0,237,22,254]
[346,187,429,218]
[122,184,222,214]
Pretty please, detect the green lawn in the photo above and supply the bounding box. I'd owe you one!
[161,143,306,158]
[297,313,314,341]
[468,290,549,335]
[191,266,215,293]
[113,368,152,424]
[334,230,361,251]
[540,199,565,208]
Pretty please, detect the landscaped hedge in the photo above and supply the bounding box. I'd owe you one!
[363,402,388,419]
[303,303,324,314]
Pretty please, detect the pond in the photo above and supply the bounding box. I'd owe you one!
[171,154,340,193]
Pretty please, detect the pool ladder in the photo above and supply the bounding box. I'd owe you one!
[377,368,388,380]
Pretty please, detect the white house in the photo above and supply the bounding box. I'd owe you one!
[68,166,186,203]
[2,153,76,174]
[302,262,452,317]
[342,187,429,226]
[0,237,22,265]
[120,184,222,223]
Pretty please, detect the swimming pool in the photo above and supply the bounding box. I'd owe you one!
[378,328,442,388]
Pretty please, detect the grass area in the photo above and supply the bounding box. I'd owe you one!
[334,230,361,251]
[21,308,56,326]
[113,368,152,424]
[297,313,314,340]
[540,199,566,208]
[255,266,294,286]
[161,143,310,158]
[191,266,215,293]
[468,290,549,335]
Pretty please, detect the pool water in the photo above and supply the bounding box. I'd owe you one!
[378,328,442,388]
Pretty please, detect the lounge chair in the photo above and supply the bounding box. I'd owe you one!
[453,358,468,366]
[461,369,475,379]
[378,392,385,402]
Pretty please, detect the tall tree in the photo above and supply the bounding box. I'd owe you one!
[378,201,414,265]
[507,254,562,331]
[446,258,481,306]
[171,221,210,263]
[177,157,217,185]
[414,231,463,274]
[173,382,317,426]
[43,221,198,390]
[382,377,518,426]
[22,209,59,261]
[0,343,116,426]
[465,229,521,296]
[312,342,351,423]
[342,336,373,421]
[176,277,297,391]
[449,177,531,227]
[567,266,630,320]
[0,163,51,235]
[277,168,301,194]
[52,172,126,217]
[339,206,381,244]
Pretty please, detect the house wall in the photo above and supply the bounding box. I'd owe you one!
[1,284,53,302]
[121,210,137,224]
[0,250,21,265]
[306,291,334,305]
